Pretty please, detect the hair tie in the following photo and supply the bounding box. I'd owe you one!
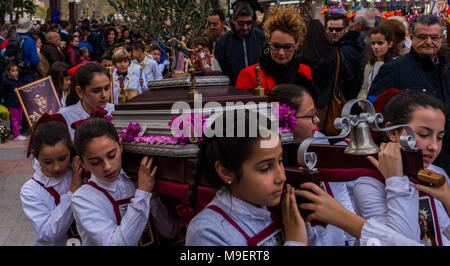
[71,106,111,130]
[27,113,68,158]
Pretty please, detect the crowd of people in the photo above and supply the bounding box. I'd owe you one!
[0,2,449,247]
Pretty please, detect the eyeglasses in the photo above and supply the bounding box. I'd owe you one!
[328,27,345,33]
[269,42,296,52]
[236,20,253,27]
[414,34,442,41]
[295,109,318,124]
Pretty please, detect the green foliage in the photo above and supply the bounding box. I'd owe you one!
[107,0,212,44]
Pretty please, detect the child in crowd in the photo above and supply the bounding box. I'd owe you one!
[354,91,450,246]
[71,117,177,245]
[358,25,399,99]
[99,51,114,69]
[49,62,72,108]
[131,41,161,92]
[149,43,170,77]
[20,114,82,245]
[111,49,141,103]
[79,47,90,62]
[58,62,114,140]
[186,109,307,246]
[2,63,25,140]
[268,84,356,246]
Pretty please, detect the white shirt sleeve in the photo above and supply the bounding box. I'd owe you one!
[20,183,74,243]
[152,60,163,80]
[384,176,420,240]
[354,176,419,241]
[71,188,151,246]
[360,218,423,246]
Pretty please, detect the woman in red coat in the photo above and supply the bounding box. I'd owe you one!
[236,6,313,97]
[64,35,81,67]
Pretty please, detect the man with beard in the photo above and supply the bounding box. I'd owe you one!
[369,15,450,177]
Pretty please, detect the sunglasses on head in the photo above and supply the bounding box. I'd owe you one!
[328,27,345,32]
[237,20,253,26]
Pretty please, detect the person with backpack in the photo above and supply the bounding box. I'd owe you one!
[4,18,40,84]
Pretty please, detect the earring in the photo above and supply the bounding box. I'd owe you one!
[227,180,232,184]
[263,46,270,55]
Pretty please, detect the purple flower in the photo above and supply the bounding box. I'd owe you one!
[119,122,142,142]
[277,104,298,133]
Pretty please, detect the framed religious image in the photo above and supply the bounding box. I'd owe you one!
[419,196,438,246]
[107,66,114,104]
[15,76,62,127]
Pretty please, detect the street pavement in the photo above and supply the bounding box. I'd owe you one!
[0,137,36,246]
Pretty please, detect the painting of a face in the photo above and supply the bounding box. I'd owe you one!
[34,95,48,111]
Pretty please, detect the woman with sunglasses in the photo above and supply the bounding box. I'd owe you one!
[235,6,314,97]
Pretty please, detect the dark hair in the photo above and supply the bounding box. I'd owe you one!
[411,15,443,35]
[189,109,274,210]
[301,19,333,59]
[5,62,18,72]
[149,43,162,53]
[69,34,79,43]
[383,91,447,128]
[66,62,110,106]
[210,9,225,21]
[101,50,113,61]
[233,2,254,19]
[49,61,70,99]
[328,14,349,27]
[74,117,119,157]
[31,121,72,158]
[60,20,69,29]
[103,26,117,41]
[268,84,310,112]
[132,41,145,52]
[80,25,90,33]
[368,25,399,65]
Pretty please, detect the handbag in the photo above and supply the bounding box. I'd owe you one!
[325,48,346,136]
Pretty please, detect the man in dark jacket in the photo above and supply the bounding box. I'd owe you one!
[369,15,450,175]
[41,31,65,66]
[326,14,365,100]
[214,2,265,87]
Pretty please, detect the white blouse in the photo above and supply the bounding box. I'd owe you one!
[20,159,75,246]
[57,100,115,140]
[71,170,151,246]
[353,164,450,245]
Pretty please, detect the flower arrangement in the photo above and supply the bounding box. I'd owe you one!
[277,104,298,133]
[119,113,209,145]
[119,107,298,146]
[0,122,11,144]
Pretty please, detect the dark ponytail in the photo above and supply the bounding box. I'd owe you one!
[189,109,275,211]
[30,121,72,158]
[66,62,110,106]
[383,91,447,128]
[268,83,311,112]
[74,117,119,157]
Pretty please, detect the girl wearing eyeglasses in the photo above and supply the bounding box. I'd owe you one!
[268,83,356,246]
[235,6,314,97]
[357,25,400,100]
